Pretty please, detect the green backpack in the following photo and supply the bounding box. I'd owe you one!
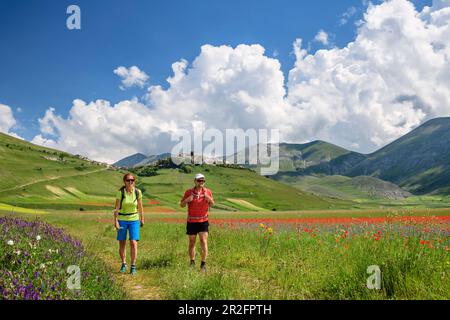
[119,186,141,210]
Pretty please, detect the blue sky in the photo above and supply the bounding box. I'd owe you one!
[0,0,432,142]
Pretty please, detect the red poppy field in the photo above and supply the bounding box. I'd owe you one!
[154,214,450,226]
[144,209,448,299]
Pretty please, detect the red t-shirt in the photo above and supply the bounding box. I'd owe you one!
[182,188,213,223]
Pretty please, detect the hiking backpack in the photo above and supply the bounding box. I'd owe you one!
[119,187,140,210]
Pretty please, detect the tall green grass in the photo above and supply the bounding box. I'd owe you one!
[2,210,448,300]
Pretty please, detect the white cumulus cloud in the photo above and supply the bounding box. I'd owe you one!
[286,0,450,153]
[33,45,286,163]
[339,6,358,26]
[314,30,329,46]
[0,104,16,133]
[32,99,176,163]
[0,103,22,139]
[32,0,450,162]
[146,44,287,132]
[114,66,149,90]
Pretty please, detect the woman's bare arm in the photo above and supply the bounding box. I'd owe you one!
[138,197,144,226]
[113,199,120,229]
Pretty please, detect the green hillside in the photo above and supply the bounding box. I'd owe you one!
[277,141,353,172]
[270,141,367,176]
[0,132,124,210]
[275,174,450,209]
[269,118,450,195]
[0,133,113,191]
[113,152,147,168]
[277,175,411,201]
[347,117,450,194]
[0,132,348,212]
[113,152,172,168]
[137,165,349,211]
[229,141,358,174]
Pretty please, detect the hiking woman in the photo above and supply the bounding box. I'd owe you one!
[113,173,144,275]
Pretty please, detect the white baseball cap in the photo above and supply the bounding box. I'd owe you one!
[194,173,205,180]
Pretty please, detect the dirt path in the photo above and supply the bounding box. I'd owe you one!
[80,227,165,300]
[120,279,163,300]
[97,252,163,300]
[0,168,109,193]
[106,257,164,300]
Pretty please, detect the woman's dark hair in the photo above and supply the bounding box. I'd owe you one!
[119,173,136,190]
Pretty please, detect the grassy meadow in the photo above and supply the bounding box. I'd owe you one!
[1,208,448,300]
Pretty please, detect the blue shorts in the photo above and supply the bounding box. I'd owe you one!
[117,220,140,241]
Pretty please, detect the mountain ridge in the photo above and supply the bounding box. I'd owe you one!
[55,117,450,195]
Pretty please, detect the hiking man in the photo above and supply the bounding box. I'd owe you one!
[180,173,214,272]
[113,173,144,275]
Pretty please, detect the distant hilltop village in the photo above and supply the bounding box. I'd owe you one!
[113,150,248,171]
[73,154,116,169]
[173,151,228,166]
[113,144,276,170]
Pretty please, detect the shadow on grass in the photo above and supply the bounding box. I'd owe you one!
[139,255,174,269]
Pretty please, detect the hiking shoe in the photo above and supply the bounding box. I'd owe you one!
[200,262,207,273]
[190,260,195,268]
[119,263,127,273]
[130,265,137,275]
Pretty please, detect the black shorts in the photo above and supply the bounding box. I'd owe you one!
[186,221,209,235]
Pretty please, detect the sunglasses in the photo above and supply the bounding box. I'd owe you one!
[126,179,135,182]
[196,180,205,183]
